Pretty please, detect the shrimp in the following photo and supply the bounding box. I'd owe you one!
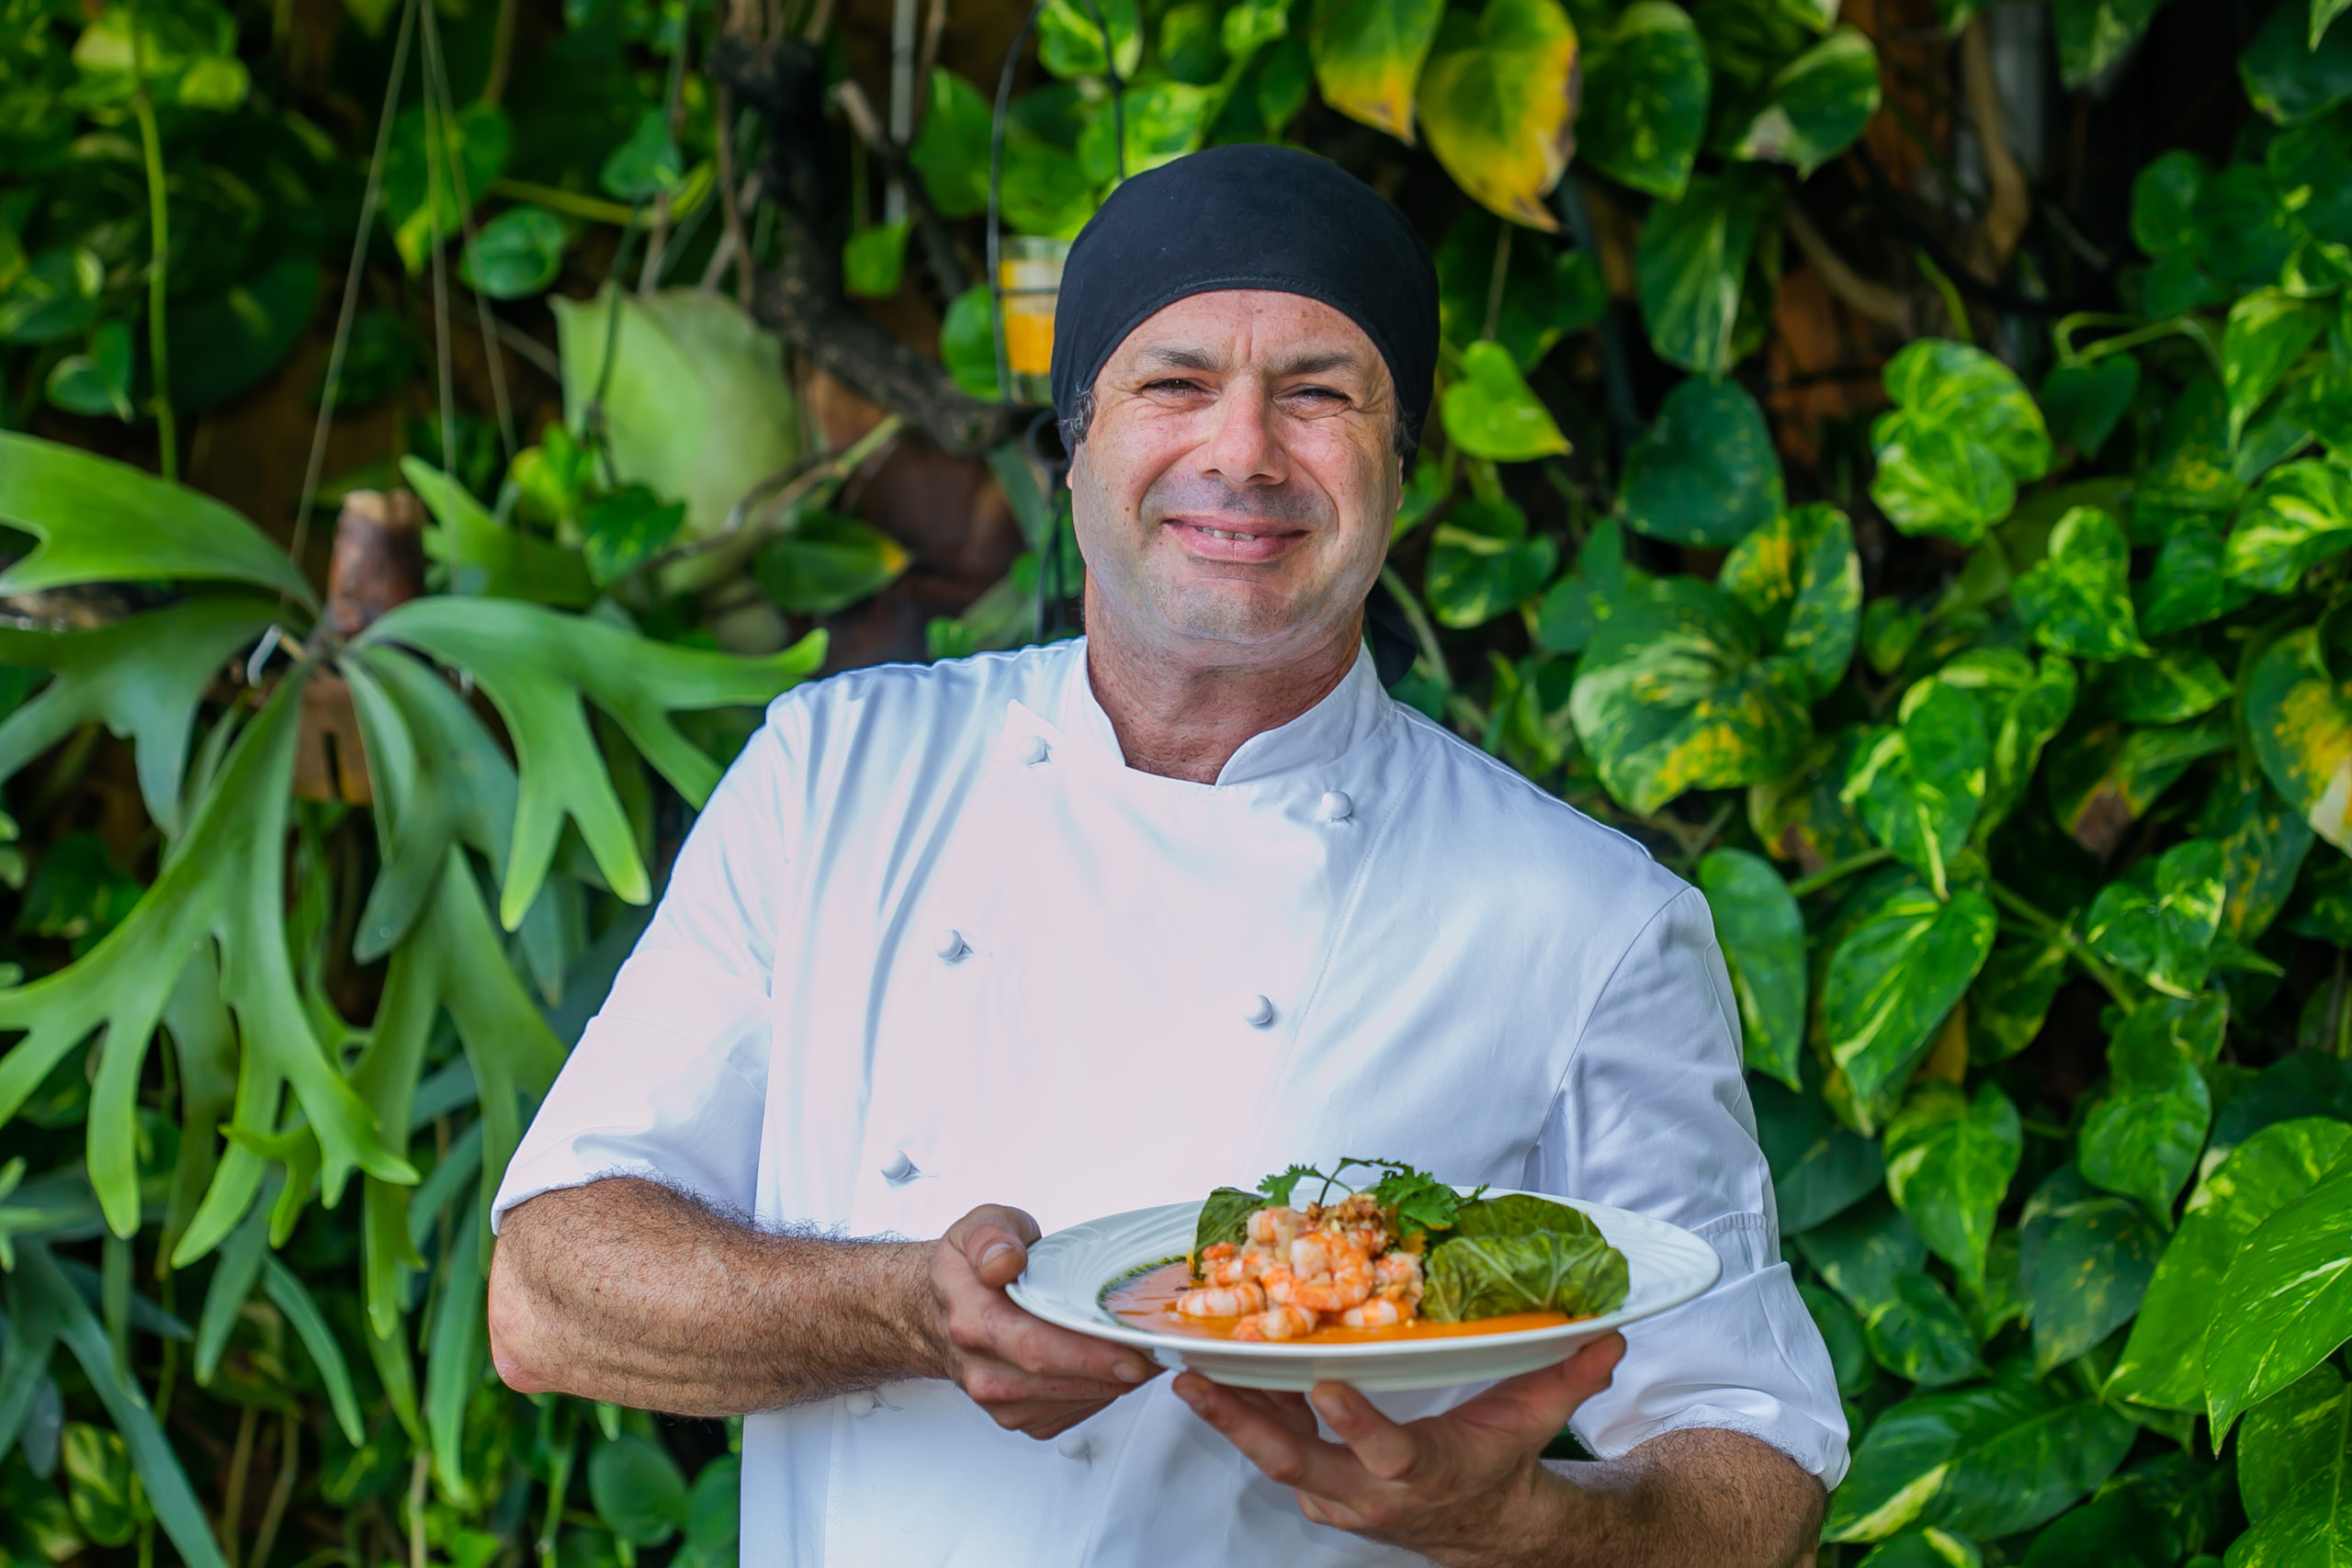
[1258,1265,1300,1306]
[1175,1280,1266,1318]
[1339,1299,1406,1329]
[1199,1243,1253,1289]
[1372,1250,1424,1306]
[1248,1206,1306,1251]
[1286,1247,1374,1313]
[1232,1305,1318,1341]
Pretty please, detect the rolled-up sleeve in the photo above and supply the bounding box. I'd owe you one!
[490,705,797,1231]
[1532,886,1849,1487]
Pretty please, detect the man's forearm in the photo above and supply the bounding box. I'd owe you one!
[1526,1428,1824,1568]
[488,1177,937,1416]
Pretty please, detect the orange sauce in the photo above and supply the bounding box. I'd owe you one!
[1103,1259,1573,1344]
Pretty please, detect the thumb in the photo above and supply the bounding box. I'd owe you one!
[1455,1331,1625,1438]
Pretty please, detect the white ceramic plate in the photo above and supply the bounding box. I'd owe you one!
[1007,1187,1722,1392]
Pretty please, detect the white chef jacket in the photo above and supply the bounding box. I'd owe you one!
[492,637,1847,1565]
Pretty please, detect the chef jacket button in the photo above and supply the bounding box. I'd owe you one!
[935,929,969,963]
[1055,1428,1091,1461]
[1244,994,1275,1028]
[843,1391,879,1416]
[1017,734,1050,766]
[1318,790,1353,822]
[881,1151,923,1186]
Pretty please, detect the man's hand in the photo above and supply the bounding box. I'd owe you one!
[921,1204,1161,1439]
[1171,1334,1625,1568]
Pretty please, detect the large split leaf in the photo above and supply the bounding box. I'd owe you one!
[1566,575,1810,813]
[1697,848,1805,1089]
[2206,1163,2352,1438]
[2011,507,2151,661]
[2226,458,2352,592]
[1798,1196,1985,1387]
[2020,1165,2163,1373]
[2083,839,2226,998]
[1885,1080,2020,1292]
[1726,25,1880,175]
[1618,377,1783,547]
[1719,503,1860,701]
[0,597,279,838]
[1417,0,1579,229]
[1825,1360,2137,1542]
[1637,170,1780,374]
[405,458,594,607]
[359,597,826,928]
[1870,341,2053,545]
[1577,1,1711,199]
[1815,868,1997,1133]
[16,1245,225,1568]
[2078,995,2224,1216]
[1841,680,1987,899]
[0,673,413,1237]
[0,434,314,605]
[1310,0,1448,141]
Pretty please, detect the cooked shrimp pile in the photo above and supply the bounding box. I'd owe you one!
[1175,1194,1426,1339]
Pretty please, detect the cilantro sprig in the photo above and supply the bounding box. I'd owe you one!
[1250,1157,1484,1239]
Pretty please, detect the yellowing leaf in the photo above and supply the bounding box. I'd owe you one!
[1418,0,1579,230]
[2247,624,2352,855]
[1310,0,1446,142]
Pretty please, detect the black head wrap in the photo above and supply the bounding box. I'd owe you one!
[1049,144,1437,684]
[1049,143,1439,449]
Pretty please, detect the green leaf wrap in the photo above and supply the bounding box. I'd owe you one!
[1421,1230,1629,1323]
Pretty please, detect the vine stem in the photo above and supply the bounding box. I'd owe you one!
[127,0,176,480]
[1787,845,1891,897]
[1987,878,2140,1013]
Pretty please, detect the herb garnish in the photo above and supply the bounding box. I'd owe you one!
[1250,1157,1484,1242]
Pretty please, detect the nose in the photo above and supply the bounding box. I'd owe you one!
[1201,378,1286,489]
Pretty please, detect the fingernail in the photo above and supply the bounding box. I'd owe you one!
[1114,1359,1152,1383]
[1173,1383,1204,1409]
[979,1242,1016,1270]
[1309,1388,1346,1421]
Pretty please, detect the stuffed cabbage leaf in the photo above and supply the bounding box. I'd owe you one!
[1422,1230,1630,1323]
[1451,1193,1600,1242]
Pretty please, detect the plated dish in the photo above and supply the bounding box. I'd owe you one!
[1007,1161,1724,1392]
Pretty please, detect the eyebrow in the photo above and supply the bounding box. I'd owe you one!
[1128,345,1373,379]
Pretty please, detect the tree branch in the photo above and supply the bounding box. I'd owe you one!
[713,32,1028,457]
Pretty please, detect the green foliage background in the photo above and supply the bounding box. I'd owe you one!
[4,0,2352,1562]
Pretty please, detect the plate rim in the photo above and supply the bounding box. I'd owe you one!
[1006,1187,1723,1363]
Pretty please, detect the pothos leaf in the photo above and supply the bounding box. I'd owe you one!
[0,433,315,606]
[357,598,826,929]
[1416,0,1579,230]
[0,598,279,840]
[1840,680,1987,899]
[1698,847,1807,1089]
[2084,839,2227,998]
[0,671,414,1241]
[2079,994,2224,1216]
[1567,576,1812,813]
[1309,0,1447,142]
[1718,502,1860,702]
[2247,621,2352,856]
[2011,506,2151,661]
[1814,868,1998,1134]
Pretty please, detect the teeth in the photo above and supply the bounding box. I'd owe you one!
[1201,527,1248,540]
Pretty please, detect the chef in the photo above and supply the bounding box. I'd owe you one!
[486,143,1846,1566]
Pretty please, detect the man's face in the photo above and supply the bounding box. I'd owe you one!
[1068,290,1402,667]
